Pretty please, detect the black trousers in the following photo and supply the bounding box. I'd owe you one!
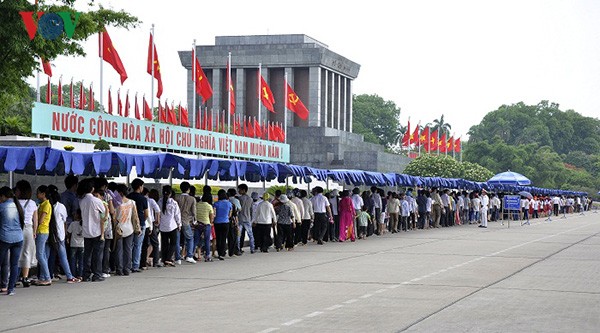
[333,215,340,240]
[301,219,311,244]
[418,212,426,229]
[227,222,238,256]
[83,236,104,280]
[278,224,294,249]
[314,213,328,242]
[293,223,302,244]
[256,224,272,251]
[160,229,177,263]
[214,223,229,258]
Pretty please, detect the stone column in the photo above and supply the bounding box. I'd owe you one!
[340,76,346,132]
[347,79,353,133]
[335,73,341,130]
[322,69,329,128]
[235,67,245,119]
[284,67,293,129]
[211,68,222,113]
[308,66,321,127]
[329,71,335,129]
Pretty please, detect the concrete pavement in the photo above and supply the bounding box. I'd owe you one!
[1,213,599,332]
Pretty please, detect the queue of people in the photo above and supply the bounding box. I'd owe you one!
[0,176,592,296]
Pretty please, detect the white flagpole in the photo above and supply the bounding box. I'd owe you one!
[36,68,40,103]
[418,122,422,157]
[284,72,288,143]
[99,31,104,112]
[227,52,232,134]
[192,39,196,129]
[407,116,411,157]
[258,63,262,125]
[150,24,155,119]
[437,126,440,156]
[452,132,456,159]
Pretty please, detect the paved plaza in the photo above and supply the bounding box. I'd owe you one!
[2,213,599,333]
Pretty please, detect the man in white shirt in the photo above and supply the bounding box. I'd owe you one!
[237,184,256,254]
[351,188,364,236]
[310,186,332,245]
[552,195,560,216]
[371,187,382,234]
[291,190,305,245]
[252,193,277,253]
[299,190,314,245]
[79,178,107,282]
[328,190,339,242]
[479,190,489,228]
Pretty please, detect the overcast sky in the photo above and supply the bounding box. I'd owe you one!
[35,0,600,139]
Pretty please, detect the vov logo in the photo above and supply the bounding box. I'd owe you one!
[20,11,80,40]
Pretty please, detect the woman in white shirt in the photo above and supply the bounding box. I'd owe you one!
[114,184,141,276]
[159,185,181,267]
[49,190,79,283]
[15,180,38,287]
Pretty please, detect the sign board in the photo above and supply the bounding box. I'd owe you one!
[503,195,521,211]
[32,103,290,163]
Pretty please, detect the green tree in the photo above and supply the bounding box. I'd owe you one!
[352,94,401,148]
[0,0,139,134]
[431,114,452,135]
[460,161,494,182]
[403,155,462,178]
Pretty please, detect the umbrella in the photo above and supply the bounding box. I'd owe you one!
[518,191,533,199]
[488,170,531,186]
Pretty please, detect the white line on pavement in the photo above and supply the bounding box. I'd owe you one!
[282,319,303,326]
[258,328,280,333]
[344,299,358,304]
[326,304,344,310]
[305,311,323,318]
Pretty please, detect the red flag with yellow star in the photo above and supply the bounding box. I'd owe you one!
[285,82,309,120]
[99,30,128,84]
[401,121,411,146]
[454,137,461,153]
[411,125,419,146]
[439,133,447,153]
[192,49,213,102]
[447,136,454,154]
[259,74,275,112]
[419,127,429,146]
[147,33,163,98]
[427,129,439,152]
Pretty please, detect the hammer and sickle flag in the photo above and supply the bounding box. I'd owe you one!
[285,83,309,120]
[259,74,275,112]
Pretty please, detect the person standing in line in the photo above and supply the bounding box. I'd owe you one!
[275,195,295,251]
[357,206,370,239]
[472,193,481,224]
[337,190,356,242]
[113,184,141,276]
[0,187,24,295]
[431,188,443,228]
[387,193,400,233]
[290,190,305,245]
[126,179,148,273]
[15,180,37,287]
[49,189,80,283]
[532,197,539,219]
[351,188,364,237]
[310,187,332,245]
[78,179,106,282]
[400,193,410,231]
[252,193,277,253]
[417,190,428,229]
[144,188,161,268]
[285,191,302,244]
[425,191,432,229]
[66,210,84,280]
[299,190,314,246]
[213,190,232,260]
[176,182,197,264]
[521,196,531,226]
[479,190,489,228]
[226,189,242,257]
[371,187,382,235]
[440,189,450,227]
[328,190,339,242]
[159,185,181,267]
[379,189,388,235]
[196,194,214,262]
[237,184,256,254]
[34,185,52,286]
[61,175,79,224]
[251,192,262,250]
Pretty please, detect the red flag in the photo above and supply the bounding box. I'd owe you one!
[147,33,163,98]
[180,105,189,127]
[254,119,262,138]
[158,101,166,122]
[259,75,275,112]
[79,83,86,110]
[419,127,429,147]
[167,103,177,125]
[447,136,454,154]
[108,89,113,115]
[42,59,52,77]
[196,108,201,129]
[69,80,74,108]
[89,84,94,111]
[143,96,152,120]
[117,91,123,116]
[429,129,439,152]
[192,49,213,102]
[401,121,411,146]
[411,126,419,146]
[99,30,128,84]
[124,92,130,117]
[454,138,461,153]
[207,111,213,131]
[274,124,285,142]
[57,78,63,106]
[135,94,141,120]
[439,133,447,153]
[46,78,51,104]
[285,83,309,120]
[221,111,226,133]
[227,57,235,114]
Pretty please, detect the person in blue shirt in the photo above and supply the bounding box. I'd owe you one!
[0,186,24,295]
[213,190,232,261]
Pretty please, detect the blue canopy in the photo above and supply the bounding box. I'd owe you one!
[0,146,588,197]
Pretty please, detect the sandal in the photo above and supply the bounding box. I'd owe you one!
[164,261,175,267]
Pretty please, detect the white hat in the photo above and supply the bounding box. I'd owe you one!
[331,189,339,196]
[279,194,289,203]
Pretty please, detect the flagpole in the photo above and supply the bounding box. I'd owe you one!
[192,39,196,129]
[452,132,455,159]
[227,52,232,134]
[445,129,448,157]
[258,63,262,125]
[460,136,463,162]
[427,126,430,154]
[407,116,411,157]
[418,123,422,157]
[284,72,288,143]
[36,69,40,103]
[437,126,440,156]
[151,24,155,120]
[99,31,104,112]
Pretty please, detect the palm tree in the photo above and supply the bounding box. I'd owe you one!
[393,123,408,147]
[432,114,452,135]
